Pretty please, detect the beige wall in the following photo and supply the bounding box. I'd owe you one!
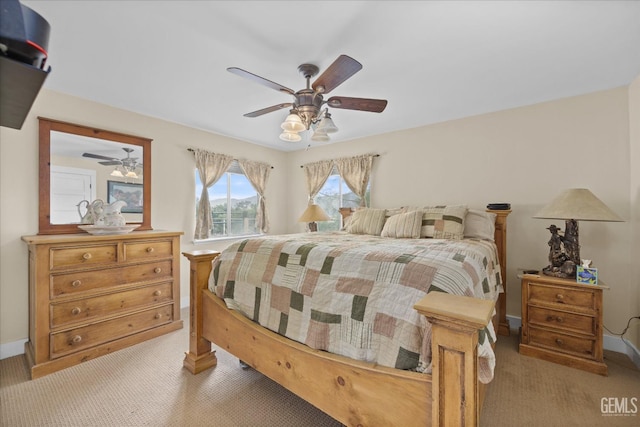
[629,74,640,348]
[0,89,290,346]
[1,84,638,355]
[288,87,635,349]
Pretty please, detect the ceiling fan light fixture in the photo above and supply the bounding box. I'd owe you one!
[110,168,124,177]
[316,112,338,134]
[125,170,138,178]
[281,112,305,133]
[279,131,302,142]
[311,131,330,142]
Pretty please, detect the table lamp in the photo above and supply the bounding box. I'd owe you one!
[533,188,623,279]
[298,204,330,232]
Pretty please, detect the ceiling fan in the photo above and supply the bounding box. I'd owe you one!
[228,54,388,142]
[82,147,141,178]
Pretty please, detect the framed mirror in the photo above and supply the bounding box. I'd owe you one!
[38,117,152,234]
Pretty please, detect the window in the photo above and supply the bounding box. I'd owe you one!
[195,161,259,239]
[314,167,370,232]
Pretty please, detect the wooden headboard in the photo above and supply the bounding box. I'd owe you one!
[339,207,511,335]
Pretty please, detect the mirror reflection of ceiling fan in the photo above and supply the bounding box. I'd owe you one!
[82,147,142,178]
[228,54,388,142]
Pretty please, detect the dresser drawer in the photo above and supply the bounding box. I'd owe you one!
[50,305,174,359]
[51,260,173,298]
[124,240,173,262]
[527,282,596,310]
[51,282,174,328]
[50,244,118,270]
[528,306,596,336]
[528,327,596,359]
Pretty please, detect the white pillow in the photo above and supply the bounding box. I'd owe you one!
[345,208,387,235]
[464,209,496,241]
[381,211,422,238]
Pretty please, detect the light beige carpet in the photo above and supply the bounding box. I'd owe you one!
[1,309,638,426]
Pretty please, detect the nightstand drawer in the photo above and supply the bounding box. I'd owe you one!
[50,305,174,359]
[528,327,596,359]
[51,282,174,328]
[528,282,596,310]
[528,306,596,336]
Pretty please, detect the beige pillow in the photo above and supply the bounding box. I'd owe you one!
[406,205,468,239]
[464,209,496,241]
[381,211,422,238]
[346,208,387,235]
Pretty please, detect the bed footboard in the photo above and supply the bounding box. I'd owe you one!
[182,249,495,426]
[182,250,220,374]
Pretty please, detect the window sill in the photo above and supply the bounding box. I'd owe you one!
[192,233,263,245]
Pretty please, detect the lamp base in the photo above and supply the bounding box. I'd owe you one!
[542,262,577,279]
[308,222,318,232]
[542,219,580,279]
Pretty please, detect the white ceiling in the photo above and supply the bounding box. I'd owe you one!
[24,1,640,152]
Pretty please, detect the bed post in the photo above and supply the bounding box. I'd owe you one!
[487,209,510,336]
[182,250,220,374]
[414,292,495,427]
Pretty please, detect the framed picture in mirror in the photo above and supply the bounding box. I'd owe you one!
[108,181,143,214]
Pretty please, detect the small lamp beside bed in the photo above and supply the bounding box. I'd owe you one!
[298,203,331,232]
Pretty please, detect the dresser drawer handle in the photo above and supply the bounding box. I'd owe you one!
[82,252,92,260]
[154,267,162,274]
[71,280,82,288]
[556,316,563,323]
[154,313,162,320]
[71,335,82,344]
[546,315,563,323]
[555,338,564,346]
[146,247,155,253]
[153,290,162,296]
[71,307,81,315]
[555,293,564,302]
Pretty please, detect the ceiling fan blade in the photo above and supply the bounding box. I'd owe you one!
[327,96,388,113]
[82,153,119,161]
[312,55,362,94]
[243,103,293,118]
[228,67,295,95]
[98,161,123,166]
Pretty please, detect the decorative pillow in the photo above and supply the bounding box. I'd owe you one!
[345,208,387,235]
[464,209,496,241]
[406,205,468,239]
[381,210,423,238]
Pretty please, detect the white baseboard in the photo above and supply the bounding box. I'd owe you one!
[506,315,640,370]
[0,339,27,360]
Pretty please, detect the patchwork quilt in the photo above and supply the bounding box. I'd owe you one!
[209,232,502,383]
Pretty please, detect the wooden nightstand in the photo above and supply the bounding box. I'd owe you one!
[519,273,608,375]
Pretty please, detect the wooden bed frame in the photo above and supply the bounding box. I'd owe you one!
[182,209,510,426]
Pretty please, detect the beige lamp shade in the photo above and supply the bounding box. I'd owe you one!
[533,188,623,222]
[298,204,331,223]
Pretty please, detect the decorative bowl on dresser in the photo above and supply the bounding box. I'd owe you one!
[22,230,183,379]
[519,273,608,375]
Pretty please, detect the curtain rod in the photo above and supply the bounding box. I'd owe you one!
[300,154,380,168]
[187,148,274,169]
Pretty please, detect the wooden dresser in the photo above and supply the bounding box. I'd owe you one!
[519,273,607,375]
[22,230,183,379]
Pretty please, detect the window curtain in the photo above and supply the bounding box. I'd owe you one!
[335,154,374,207]
[194,149,233,240]
[238,159,271,233]
[302,159,334,204]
